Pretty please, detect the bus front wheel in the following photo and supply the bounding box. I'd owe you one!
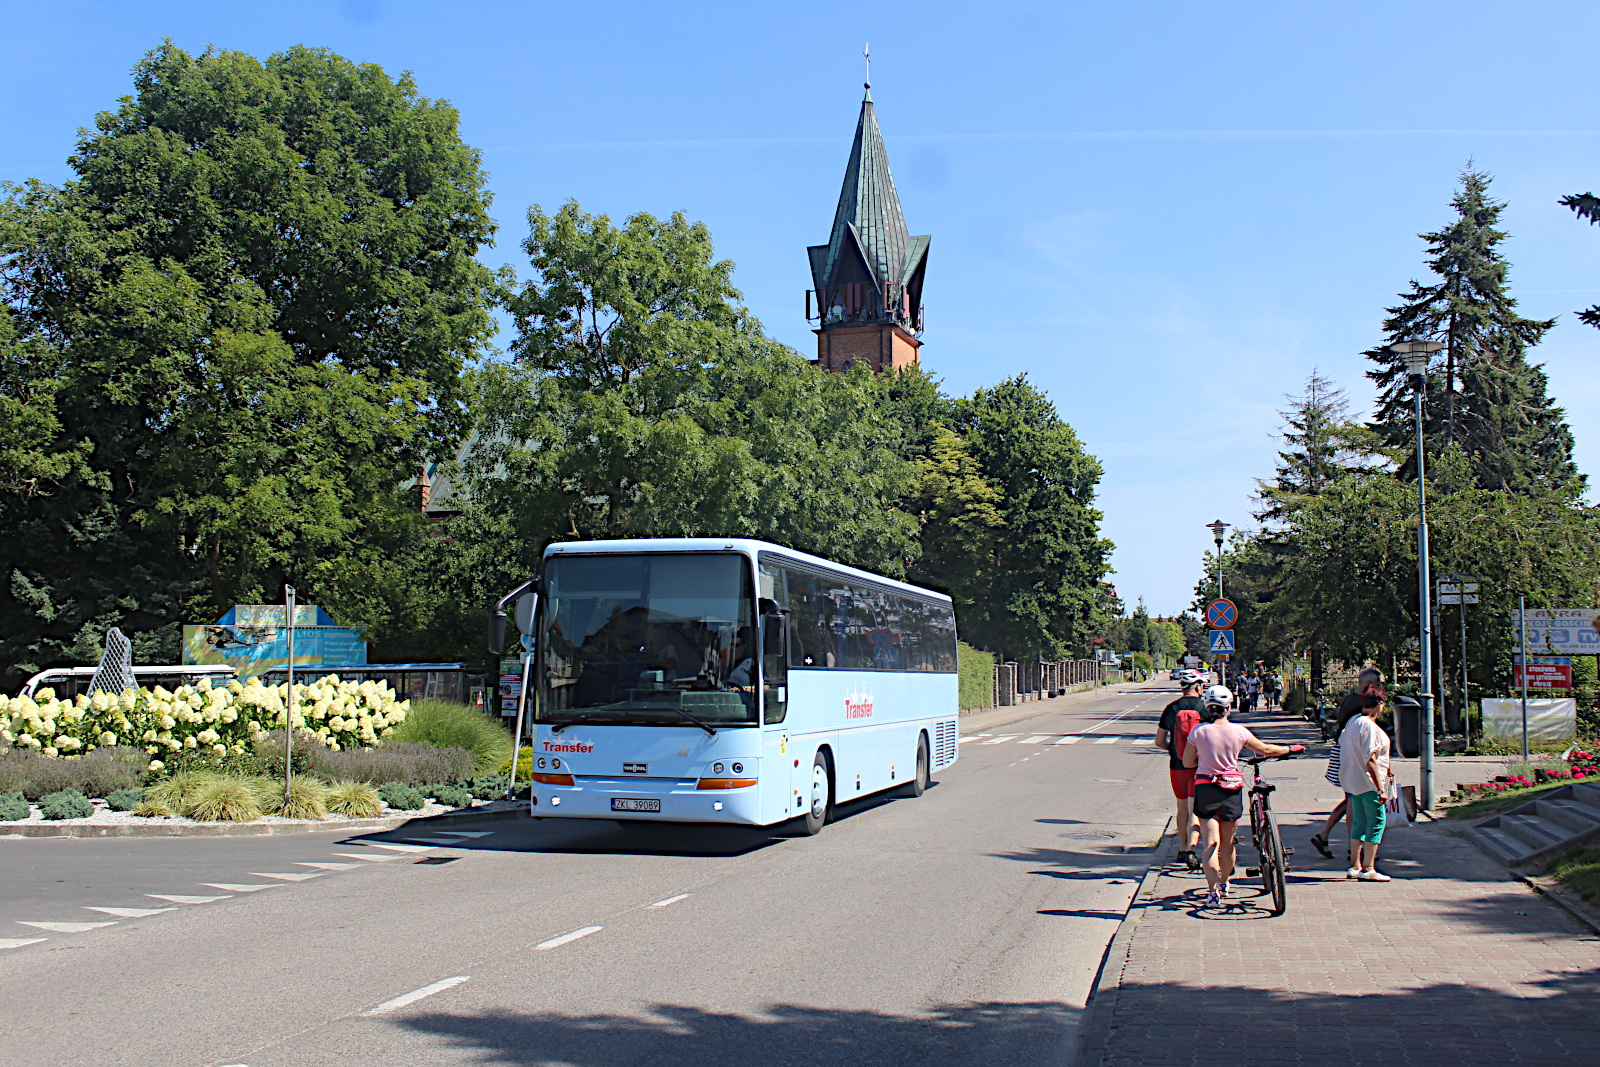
[801,751,831,835]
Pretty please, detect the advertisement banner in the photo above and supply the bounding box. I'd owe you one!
[1513,655,1572,689]
[182,606,367,679]
[1521,609,1600,655]
[499,656,525,717]
[1480,698,1576,743]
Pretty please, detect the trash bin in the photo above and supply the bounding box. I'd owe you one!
[1393,695,1421,759]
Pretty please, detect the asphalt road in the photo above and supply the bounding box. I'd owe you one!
[1,679,1181,1067]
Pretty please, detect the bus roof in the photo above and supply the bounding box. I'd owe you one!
[542,538,953,603]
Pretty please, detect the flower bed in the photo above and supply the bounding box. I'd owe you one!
[2,675,409,767]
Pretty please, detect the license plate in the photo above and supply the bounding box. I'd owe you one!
[611,798,660,812]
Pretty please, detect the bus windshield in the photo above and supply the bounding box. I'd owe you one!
[538,553,757,727]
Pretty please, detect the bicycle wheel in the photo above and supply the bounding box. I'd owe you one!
[1260,807,1288,915]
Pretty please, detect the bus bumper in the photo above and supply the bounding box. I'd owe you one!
[530,779,764,825]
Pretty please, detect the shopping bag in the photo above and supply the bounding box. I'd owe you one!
[1384,781,1414,825]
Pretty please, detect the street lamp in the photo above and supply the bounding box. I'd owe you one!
[1391,339,1444,813]
[1207,520,1230,599]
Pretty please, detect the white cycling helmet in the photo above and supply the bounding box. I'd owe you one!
[1203,684,1234,709]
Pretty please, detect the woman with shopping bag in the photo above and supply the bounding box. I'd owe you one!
[1339,689,1393,881]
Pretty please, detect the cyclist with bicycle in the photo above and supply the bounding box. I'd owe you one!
[1184,685,1301,907]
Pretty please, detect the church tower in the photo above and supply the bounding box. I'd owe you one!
[806,78,929,373]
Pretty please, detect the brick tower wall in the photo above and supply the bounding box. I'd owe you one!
[814,323,922,373]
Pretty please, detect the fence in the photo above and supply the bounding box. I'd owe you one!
[980,659,1105,710]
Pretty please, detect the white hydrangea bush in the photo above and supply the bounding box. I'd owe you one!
[1,675,409,761]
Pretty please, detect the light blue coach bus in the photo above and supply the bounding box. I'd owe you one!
[493,538,960,834]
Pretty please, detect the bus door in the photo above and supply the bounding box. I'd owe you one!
[758,585,794,820]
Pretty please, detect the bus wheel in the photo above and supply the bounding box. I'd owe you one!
[902,734,930,797]
[801,751,831,835]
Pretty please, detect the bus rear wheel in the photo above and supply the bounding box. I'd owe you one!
[901,734,930,797]
[800,751,831,835]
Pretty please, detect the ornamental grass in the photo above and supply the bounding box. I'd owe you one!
[325,780,381,818]
[187,779,262,822]
[278,778,329,820]
[389,699,512,775]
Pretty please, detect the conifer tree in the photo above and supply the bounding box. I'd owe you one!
[1365,168,1573,492]
[1256,370,1378,523]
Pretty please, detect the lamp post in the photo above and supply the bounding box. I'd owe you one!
[1391,340,1444,813]
[1207,520,1230,599]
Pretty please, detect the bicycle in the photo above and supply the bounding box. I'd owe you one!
[1241,748,1302,916]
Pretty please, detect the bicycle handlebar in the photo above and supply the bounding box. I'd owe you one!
[1242,745,1304,766]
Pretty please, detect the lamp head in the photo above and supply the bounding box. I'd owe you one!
[1207,519,1230,546]
[1390,340,1445,384]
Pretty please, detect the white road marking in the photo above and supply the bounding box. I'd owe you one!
[980,735,1018,745]
[84,907,175,918]
[962,734,991,740]
[536,925,603,950]
[1139,738,1159,745]
[365,975,470,1015]
[1053,736,1083,744]
[18,921,116,933]
[398,837,464,846]
[250,872,324,881]
[146,894,229,904]
[362,842,433,853]
[202,883,281,892]
[1019,736,1051,744]
[0,938,47,949]
[295,862,359,871]
[333,852,401,862]
[650,894,691,907]
[1093,736,1120,744]
[435,831,492,838]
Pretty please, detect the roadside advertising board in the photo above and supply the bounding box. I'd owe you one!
[499,656,525,717]
[1513,655,1572,689]
[1522,609,1600,655]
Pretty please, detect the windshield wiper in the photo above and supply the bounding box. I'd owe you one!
[549,715,612,734]
[665,705,718,737]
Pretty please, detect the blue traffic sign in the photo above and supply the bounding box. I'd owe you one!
[1206,598,1237,629]
[1208,629,1235,654]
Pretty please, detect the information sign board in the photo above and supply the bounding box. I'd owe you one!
[1521,609,1600,655]
[1208,629,1235,654]
[1513,655,1573,689]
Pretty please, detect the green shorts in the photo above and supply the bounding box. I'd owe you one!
[1350,790,1386,844]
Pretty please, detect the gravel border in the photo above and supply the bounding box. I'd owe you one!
[0,797,526,838]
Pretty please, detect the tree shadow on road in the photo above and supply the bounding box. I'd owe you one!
[396,999,1084,1067]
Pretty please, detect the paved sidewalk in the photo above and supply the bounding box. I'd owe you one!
[1078,709,1600,1066]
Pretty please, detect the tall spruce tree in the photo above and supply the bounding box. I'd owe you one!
[1256,369,1377,523]
[1365,168,1574,492]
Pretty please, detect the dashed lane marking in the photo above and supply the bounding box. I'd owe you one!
[250,872,324,882]
[202,883,282,892]
[650,894,691,907]
[365,975,470,1015]
[17,921,116,933]
[84,907,175,918]
[1,938,47,949]
[536,926,603,950]
[333,852,402,862]
[147,894,230,904]
[295,862,360,871]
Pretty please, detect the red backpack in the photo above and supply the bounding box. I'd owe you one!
[1174,706,1204,760]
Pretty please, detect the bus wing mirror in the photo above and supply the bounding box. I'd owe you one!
[763,613,787,658]
[488,612,508,657]
[515,592,538,637]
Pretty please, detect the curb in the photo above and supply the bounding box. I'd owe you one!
[0,801,528,840]
[1513,871,1600,937]
[1071,815,1175,1067]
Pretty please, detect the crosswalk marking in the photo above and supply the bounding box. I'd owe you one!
[84,907,174,918]
[435,831,492,838]
[250,872,324,881]
[18,921,115,933]
[980,735,1019,745]
[334,852,401,862]
[1093,736,1120,744]
[201,883,281,892]
[362,842,433,853]
[1053,736,1082,744]
[146,894,229,904]
[0,938,47,949]
[295,862,360,871]
[1019,736,1052,744]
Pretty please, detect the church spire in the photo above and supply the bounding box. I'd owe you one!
[806,72,930,374]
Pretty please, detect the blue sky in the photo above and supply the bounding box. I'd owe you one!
[7,1,1600,616]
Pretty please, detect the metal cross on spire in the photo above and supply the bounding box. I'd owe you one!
[864,42,870,88]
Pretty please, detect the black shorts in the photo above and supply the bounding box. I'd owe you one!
[1193,783,1244,822]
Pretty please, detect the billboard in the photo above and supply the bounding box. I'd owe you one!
[1521,609,1600,655]
[182,604,367,679]
[1513,655,1572,689]
[1481,698,1576,743]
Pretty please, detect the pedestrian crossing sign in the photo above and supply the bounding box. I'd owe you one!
[1208,629,1235,654]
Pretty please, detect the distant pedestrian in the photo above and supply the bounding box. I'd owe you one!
[1155,679,1206,870]
[1340,688,1394,881]
[1184,685,1300,907]
[1309,667,1381,862]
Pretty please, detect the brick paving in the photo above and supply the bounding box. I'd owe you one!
[1078,709,1600,1066]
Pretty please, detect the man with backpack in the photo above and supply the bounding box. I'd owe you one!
[1155,678,1206,870]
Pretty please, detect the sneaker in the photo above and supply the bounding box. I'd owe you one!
[1346,867,1361,879]
[1218,878,1230,897]
[1203,889,1220,907]
[1359,869,1392,882]
[1175,851,1192,868]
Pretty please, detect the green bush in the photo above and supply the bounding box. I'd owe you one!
[471,773,509,800]
[326,780,381,818]
[0,791,29,821]
[377,780,427,811]
[432,783,473,808]
[39,788,94,820]
[958,642,995,710]
[1284,685,1308,718]
[0,747,146,800]
[105,788,144,812]
[389,699,513,775]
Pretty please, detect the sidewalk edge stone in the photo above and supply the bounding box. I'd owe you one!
[0,801,528,840]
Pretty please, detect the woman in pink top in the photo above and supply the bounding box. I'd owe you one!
[1184,685,1299,907]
